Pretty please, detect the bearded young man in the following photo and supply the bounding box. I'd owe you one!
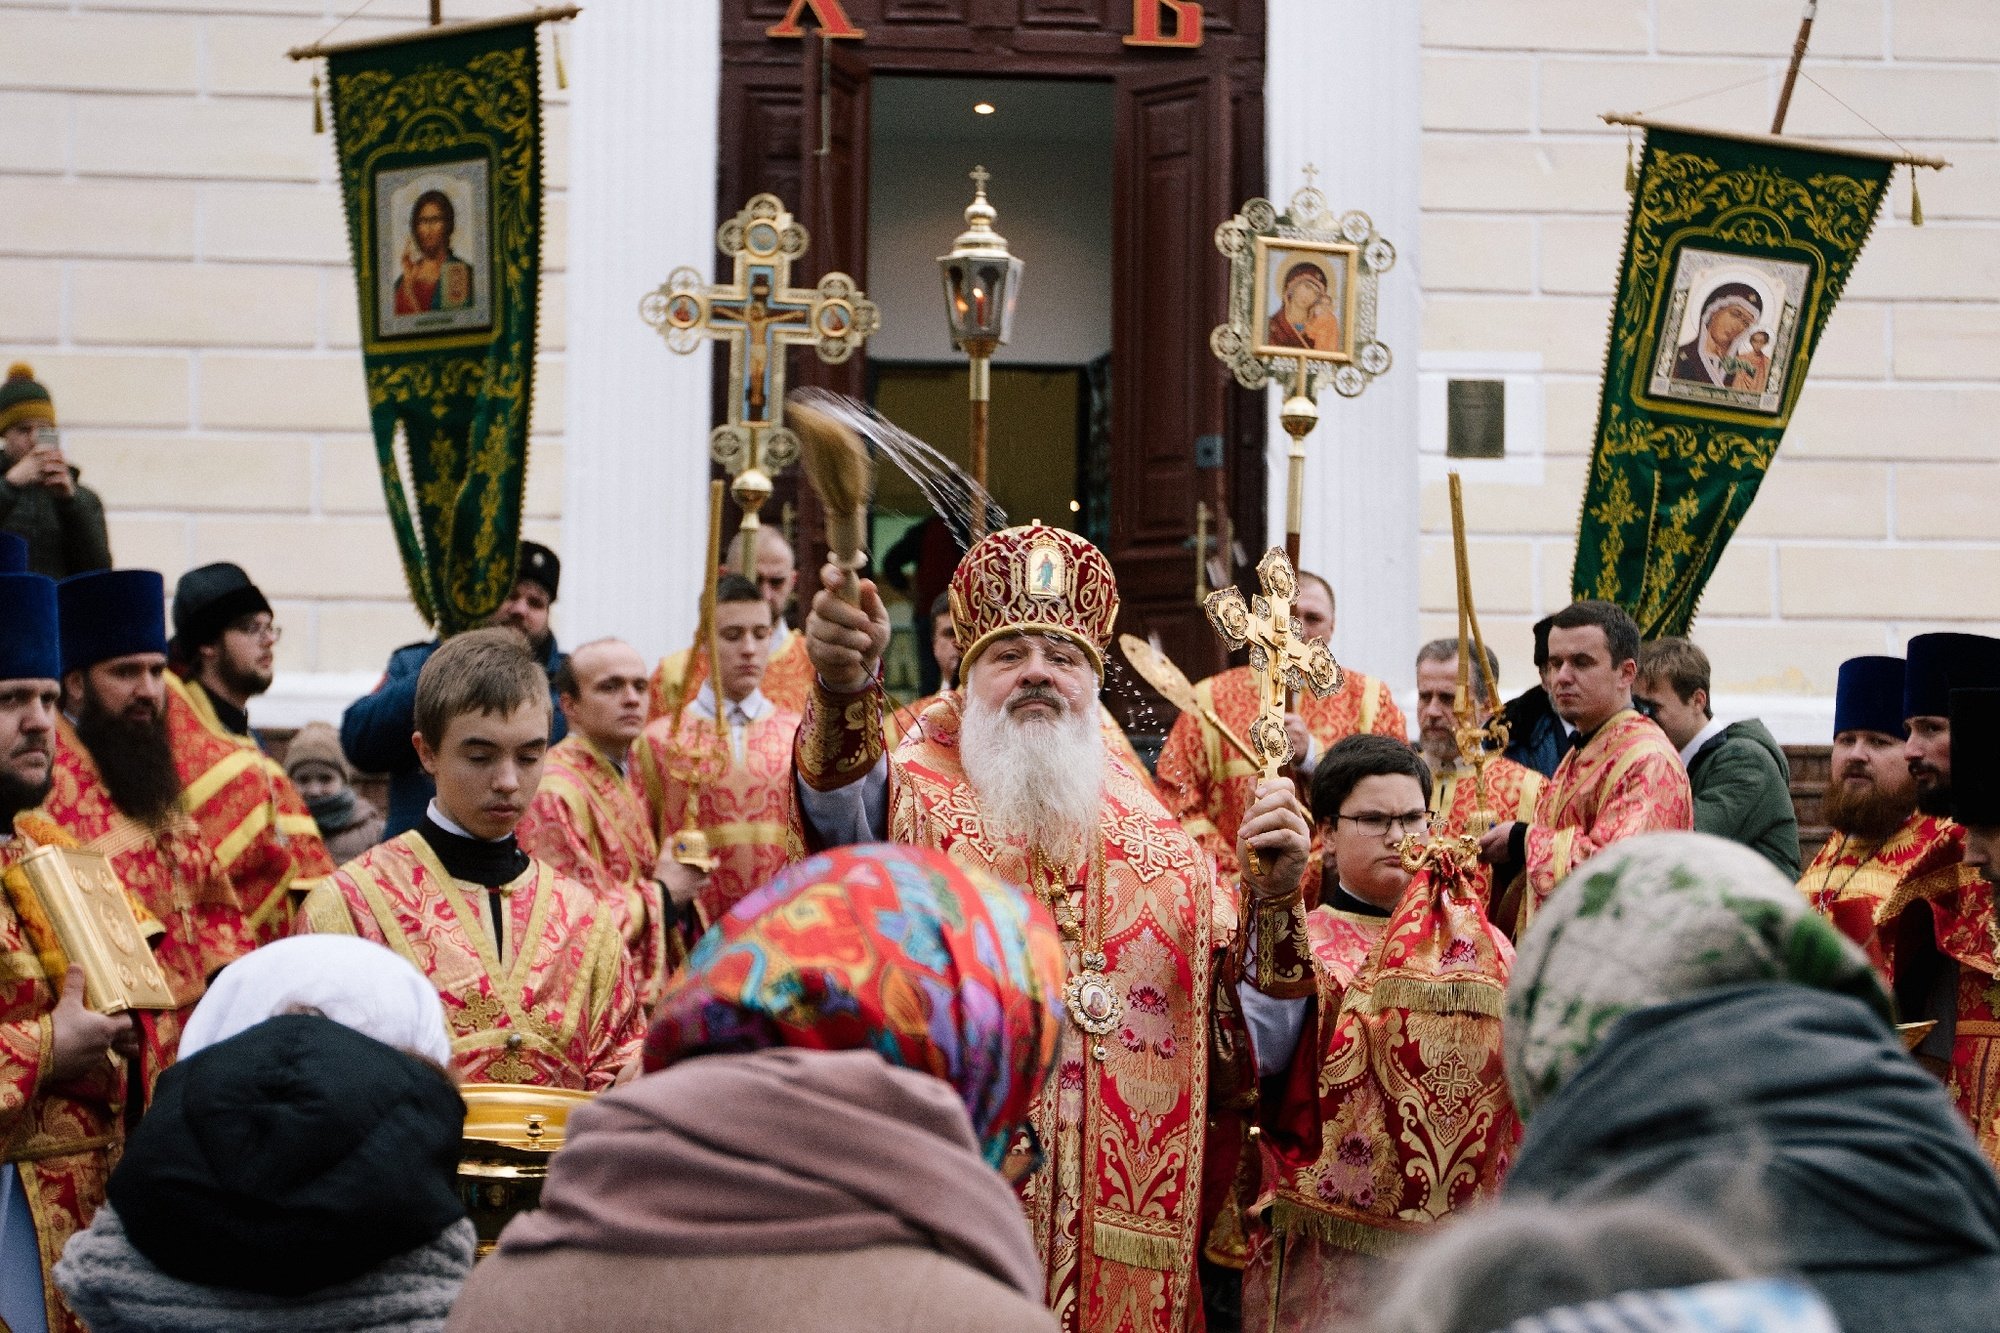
[796,522,1217,1333]
[163,562,332,942]
[1897,632,2000,1165]
[1477,600,1692,933]
[0,571,143,1333]
[46,570,251,1102]
[518,638,676,1005]
[1796,656,1975,999]
[1413,637,1542,902]
[636,576,802,933]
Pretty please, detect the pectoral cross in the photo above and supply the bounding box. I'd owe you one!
[1203,546,1344,778]
[641,192,879,564]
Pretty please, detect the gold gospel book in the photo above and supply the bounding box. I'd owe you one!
[6,845,176,1013]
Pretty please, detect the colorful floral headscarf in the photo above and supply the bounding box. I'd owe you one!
[644,843,1067,1166]
[1504,832,1890,1119]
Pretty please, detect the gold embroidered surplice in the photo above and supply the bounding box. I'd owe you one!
[294,831,642,1090]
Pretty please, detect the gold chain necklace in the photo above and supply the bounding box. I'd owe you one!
[1811,833,1876,912]
[1032,841,1122,1061]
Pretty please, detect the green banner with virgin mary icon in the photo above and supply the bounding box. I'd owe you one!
[328,19,541,634]
[1571,123,1892,638]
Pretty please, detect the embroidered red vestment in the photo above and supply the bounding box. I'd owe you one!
[644,632,815,723]
[164,675,334,943]
[1796,813,1972,982]
[634,706,802,928]
[517,735,675,1006]
[798,685,1215,1333]
[293,832,643,1091]
[0,816,131,1333]
[1430,757,1544,904]
[1918,830,2000,1168]
[1517,710,1692,927]
[1243,856,1517,1330]
[44,719,251,1096]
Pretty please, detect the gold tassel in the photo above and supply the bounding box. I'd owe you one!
[311,71,325,134]
[1090,1220,1178,1271]
[1270,1200,1413,1259]
[551,27,568,90]
[1624,131,1639,194]
[1910,165,1925,227]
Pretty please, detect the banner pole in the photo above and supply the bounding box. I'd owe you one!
[1771,0,1817,134]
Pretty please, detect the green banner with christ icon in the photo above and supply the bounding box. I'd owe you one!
[328,19,541,634]
[1571,123,1892,639]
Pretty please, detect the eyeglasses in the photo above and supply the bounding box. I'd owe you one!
[228,618,282,644]
[1335,810,1433,840]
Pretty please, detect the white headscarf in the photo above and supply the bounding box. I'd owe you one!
[178,936,453,1067]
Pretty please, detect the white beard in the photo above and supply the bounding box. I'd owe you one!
[959,688,1105,868]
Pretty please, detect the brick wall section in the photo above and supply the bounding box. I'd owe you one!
[1419,0,2000,697]
[0,0,568,675]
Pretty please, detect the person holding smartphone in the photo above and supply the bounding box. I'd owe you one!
[0,364,111,579]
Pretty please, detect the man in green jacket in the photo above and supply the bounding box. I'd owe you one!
[0,365,112,580]
[1638,637,1800,878]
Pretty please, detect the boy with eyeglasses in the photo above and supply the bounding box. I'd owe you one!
[163,562,334,942]
[1232,733,1518,1328]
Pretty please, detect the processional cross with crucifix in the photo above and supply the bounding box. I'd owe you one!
[641,193,878,568]
[1204,547,1345,776]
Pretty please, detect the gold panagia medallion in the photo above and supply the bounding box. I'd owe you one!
[1065,949,1124,1038]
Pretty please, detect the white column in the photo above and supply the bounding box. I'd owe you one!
[562,0,720,663]
[1264,0,1423,694]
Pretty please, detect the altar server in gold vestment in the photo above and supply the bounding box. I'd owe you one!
[518,639,677,1006]
[1478,600,1692,932]
[636,575,802,931]
[1156,568,1407,895]
[646,526,815,721]
[1413,637,1543,904]
[297,628,643,1091]
[796,522,1217,1333]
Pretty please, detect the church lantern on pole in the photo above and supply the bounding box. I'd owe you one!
[937,165,1023,539]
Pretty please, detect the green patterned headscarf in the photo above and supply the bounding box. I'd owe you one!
[1504,831,1890,1119]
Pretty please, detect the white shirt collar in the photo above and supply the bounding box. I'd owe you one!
[691,687,769,725]
[1679,714,1729,768]
[426,799,512,844]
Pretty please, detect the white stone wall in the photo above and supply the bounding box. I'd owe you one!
[0,0,569,721]
[7,0,1998,733]
[1419,0,2000,727]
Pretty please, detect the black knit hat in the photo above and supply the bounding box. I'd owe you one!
[171,562,272,651]
[0,362,54,435]
[108,1014,466,1297]
[1952,689,2000,828]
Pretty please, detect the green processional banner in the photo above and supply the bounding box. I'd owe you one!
[328,21,541,634]
[1572,124,1892,637]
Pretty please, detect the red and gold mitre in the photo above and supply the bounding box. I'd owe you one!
[948,521,1119,681]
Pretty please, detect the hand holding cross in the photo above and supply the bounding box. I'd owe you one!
[1203,547,1345,778]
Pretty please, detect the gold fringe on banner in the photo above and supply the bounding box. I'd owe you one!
[311,71,325,133]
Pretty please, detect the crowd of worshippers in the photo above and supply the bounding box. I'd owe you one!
[4,488,2000,1333]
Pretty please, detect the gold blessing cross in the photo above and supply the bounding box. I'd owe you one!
[1203,547,1345,778]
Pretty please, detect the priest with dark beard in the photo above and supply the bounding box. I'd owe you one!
[47,570,252,1101]
[1898,632,2000,1167]
[0,569,143,1333]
